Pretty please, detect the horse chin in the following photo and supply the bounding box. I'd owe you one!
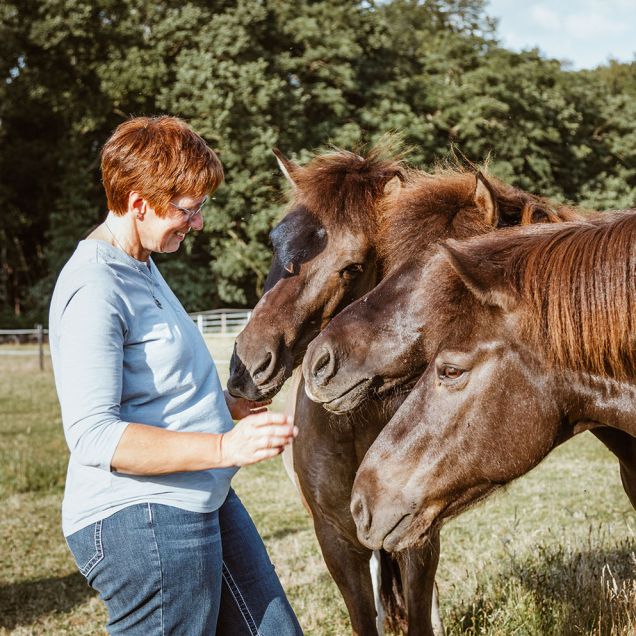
[312,378,374,414]
[381,512,440,553]
[383,483,499,552]
[227,369,289,402]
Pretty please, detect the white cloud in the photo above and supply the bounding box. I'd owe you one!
[583,0,636,11]
[564,12,627,39]
[529,6,561,30]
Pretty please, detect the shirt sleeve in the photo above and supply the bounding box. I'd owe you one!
[56,279,130,471]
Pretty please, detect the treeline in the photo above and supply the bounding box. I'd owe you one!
[1,0,635,326]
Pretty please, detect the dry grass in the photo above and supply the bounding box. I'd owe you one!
[0,342,634,635]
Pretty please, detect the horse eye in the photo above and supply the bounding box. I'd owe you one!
[440,365,464,381]
[340,263,364,280]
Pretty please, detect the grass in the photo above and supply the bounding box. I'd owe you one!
[0,340,634,635]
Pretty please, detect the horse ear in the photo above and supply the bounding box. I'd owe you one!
[439,240,516,311]
[384,174,402,198]
[474,172,499,227]
[273,148,299,188]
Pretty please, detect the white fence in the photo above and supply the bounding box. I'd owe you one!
[188,309,252,335]
[0,310,252,371]
[0,326,48,369]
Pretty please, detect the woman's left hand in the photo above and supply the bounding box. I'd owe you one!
[224,389,272,420]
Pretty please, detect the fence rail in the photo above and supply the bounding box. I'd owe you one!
[0,325,47,369]
[0,328,49,335]
[1,310,252,370]
[188,309,252,335]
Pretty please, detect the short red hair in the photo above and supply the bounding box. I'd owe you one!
[101,116,224,216]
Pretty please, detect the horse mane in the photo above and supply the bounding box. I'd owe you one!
[501,212,636,379]
[379,166,582,272]
[289,137,405,237]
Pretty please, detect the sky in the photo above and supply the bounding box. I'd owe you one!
[485,0,636,70]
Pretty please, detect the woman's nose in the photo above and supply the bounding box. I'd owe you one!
[190,212,204,231]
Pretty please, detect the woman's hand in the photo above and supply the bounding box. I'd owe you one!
[220,411,297,467]
[224,389,272,420]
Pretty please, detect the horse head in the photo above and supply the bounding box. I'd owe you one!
[351,213,636,552]
[227,143,404,400]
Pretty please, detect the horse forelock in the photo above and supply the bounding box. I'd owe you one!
[286,140,405,238]
[379,171,480,272]
[379,167,582,274]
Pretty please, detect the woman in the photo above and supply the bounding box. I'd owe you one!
[49,116,303,635]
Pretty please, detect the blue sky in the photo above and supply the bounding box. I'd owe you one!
[485,0,636,69]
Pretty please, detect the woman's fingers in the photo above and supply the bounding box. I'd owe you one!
[262,432,296,448]
[221,410,297,467]
[254,447,285,460]
[242,411,293,427]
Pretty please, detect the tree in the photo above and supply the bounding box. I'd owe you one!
[1,0,634,324]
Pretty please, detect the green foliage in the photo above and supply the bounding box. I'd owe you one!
[1,0,635,322]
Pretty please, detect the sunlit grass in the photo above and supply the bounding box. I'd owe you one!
[0,340,634,635]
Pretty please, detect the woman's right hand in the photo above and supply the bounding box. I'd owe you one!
[220,411,297,467]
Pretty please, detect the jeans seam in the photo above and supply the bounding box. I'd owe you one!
[222,562,261,636]
[148,503,165,636]
[79,520,103,577]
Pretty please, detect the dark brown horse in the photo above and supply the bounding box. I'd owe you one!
[230,143,439,636]
[303,197,636,520]
[349,211,636,553]
[228,142,578,635]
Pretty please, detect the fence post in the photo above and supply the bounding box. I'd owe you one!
[220,312,227,335]
[197,314,204,334]
[36,324,44,371]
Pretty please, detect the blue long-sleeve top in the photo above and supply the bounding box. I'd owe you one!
[49,239,237,536]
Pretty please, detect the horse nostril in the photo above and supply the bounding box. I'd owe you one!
[311,345,336,386]
[229,344,245,378]
[253,351,273,379]
[351,493,371,533]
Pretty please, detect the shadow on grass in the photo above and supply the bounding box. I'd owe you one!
[450,540,636,635]
[263,524,308,541]
[0,571,96,630]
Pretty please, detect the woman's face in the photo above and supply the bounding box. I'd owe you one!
[143,195,206,254]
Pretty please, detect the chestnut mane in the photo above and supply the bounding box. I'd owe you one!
[517,212,636,379]
[379,167,581,272]
[466,212,636,379]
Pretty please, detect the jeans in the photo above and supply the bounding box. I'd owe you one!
[65,489,303,635]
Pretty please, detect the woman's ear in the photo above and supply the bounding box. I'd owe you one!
[128,191,146,220]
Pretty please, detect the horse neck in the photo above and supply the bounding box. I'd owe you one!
[565,370,636,437]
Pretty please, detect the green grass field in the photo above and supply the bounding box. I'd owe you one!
[0,340,634,635]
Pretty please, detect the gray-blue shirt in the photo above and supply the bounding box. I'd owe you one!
[49,239,237,536]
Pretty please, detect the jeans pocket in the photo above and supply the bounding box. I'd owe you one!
[66,520,104,577]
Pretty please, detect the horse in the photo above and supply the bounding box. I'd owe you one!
[348,211,636,554]
[302,199,636,523]
[228,141,576,635]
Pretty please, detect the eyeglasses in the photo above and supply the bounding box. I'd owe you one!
[170,196,209,222]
